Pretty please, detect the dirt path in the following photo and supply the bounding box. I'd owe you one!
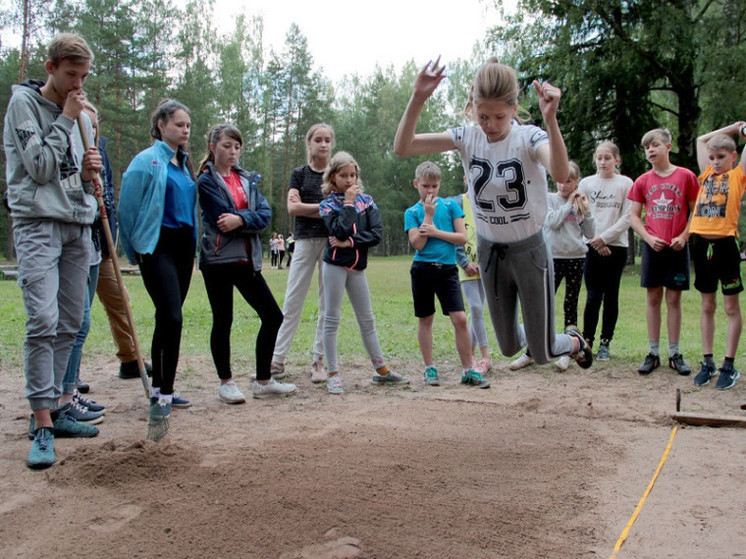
[1,356,744,558]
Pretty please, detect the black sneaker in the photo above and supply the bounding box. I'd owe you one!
[715,366,740,390]
[565,325,593,369]
[119,360,153,379]
[668,353,691,376]
[75,379,90,394]
[638,353,660,375]
[693,362,716,386]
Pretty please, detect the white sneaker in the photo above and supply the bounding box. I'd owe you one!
[253,378,297,399]
[327,375,344,394]
[555,355,571,371]
[310,358,326,383]
[509,353,534,370]
[218,380,246,404]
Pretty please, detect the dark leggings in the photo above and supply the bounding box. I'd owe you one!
[582,245,627,345]
[138,226,194,395]
[554,258,585,328]
[201,263,283,381]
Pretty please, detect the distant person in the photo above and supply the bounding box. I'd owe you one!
[319,151,408,394]
[578,142,633,361]
[270,124,334,383]
[277,234,285,270]
[690,122,746,390]
[197,123,296,403]
[285,233,295,267]
[269,232,278,269]
[119,99,197,421]
[5,33,102,468]
[628,128,699,376]
[394,57,592,373]
[453,182,492,375]
[403,161,489,388]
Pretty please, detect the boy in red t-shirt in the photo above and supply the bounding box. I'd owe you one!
[689,122,746,390]
[628,128,700,376]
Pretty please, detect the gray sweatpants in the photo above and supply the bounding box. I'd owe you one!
[477,231,574,364]
[14,220,91,411]
[322,263,385,374]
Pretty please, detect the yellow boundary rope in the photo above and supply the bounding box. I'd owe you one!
[608,426,679,559]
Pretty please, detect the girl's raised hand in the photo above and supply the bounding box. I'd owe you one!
[413,57,446,102]
[533,80,561,119]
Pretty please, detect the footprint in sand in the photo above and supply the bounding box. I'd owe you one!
[0,492,35,515]
[89,503,143,533]
[280,529,361,559]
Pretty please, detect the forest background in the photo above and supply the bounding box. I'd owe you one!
[1,0,745,260]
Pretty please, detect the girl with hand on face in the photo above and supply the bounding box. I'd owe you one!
[319,152,408,394]
[197,124,296,403]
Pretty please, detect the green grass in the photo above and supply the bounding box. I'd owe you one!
[0,256,734,374]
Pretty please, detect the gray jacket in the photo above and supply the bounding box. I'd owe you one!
[3,80,96,224]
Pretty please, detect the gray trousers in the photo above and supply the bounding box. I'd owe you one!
[462,278,489,350]
[322,263,385,374]
[478,231,574,364]
[15,221,91,411]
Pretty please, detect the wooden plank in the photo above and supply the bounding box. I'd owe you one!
[672,411,746,428]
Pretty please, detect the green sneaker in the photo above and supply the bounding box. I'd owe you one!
[27,427,55,469]
[372,371,410,384]
[52,404,99,438]
[423,366,440,386]
[461,369,491,389]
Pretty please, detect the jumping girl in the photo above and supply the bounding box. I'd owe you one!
[394,57,593,368]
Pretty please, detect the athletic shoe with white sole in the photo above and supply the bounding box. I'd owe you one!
[253,378,297,399]
[327,375,344,394]
[555,355,571,371]
[565,325,593,369]
[693,362,716,386]
[509,353,533,370]
[65,400,104,425]
[218,380,246,404]
[310,358,326,383]
[461,369,491,388]
[171,392,192,408]
[715,366,740,390]
[423,366,440,386]
[73,391,105,414]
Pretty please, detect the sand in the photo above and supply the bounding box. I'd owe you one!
[1,354,745,558]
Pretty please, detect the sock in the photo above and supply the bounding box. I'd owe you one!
[600,338,610,347]
[649,341,660,356]
[159,393,173,403]
[462,367,472,375]
[375,365,389,376]
[723,357,735,369]
[703,354,715,367]
[668,342,680,358]
[151,387,161,398]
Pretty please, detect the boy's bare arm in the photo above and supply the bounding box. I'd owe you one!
[420,217,467,245]
[696,121,746,174]
[408,227,427,251]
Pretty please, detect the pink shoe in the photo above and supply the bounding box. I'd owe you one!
[474,359,492,375]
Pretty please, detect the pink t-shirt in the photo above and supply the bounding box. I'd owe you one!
[627,167,699,243]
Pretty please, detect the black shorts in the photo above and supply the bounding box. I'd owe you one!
[640,242,690,290]
[690,234,743,295]
[410,261,465,317]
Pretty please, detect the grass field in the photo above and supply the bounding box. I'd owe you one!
[0,255,730,376]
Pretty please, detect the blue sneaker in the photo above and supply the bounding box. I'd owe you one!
[53,404,99,438]
[693,362,716,386]
[74,391,105,413]
[171,392,191,409]
[461,369,491,389]
[27,427,55,469]
[715,366,740,390]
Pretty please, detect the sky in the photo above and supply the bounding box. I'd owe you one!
[213,0,516,83]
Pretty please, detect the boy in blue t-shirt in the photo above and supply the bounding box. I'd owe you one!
[404,161,490,388]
